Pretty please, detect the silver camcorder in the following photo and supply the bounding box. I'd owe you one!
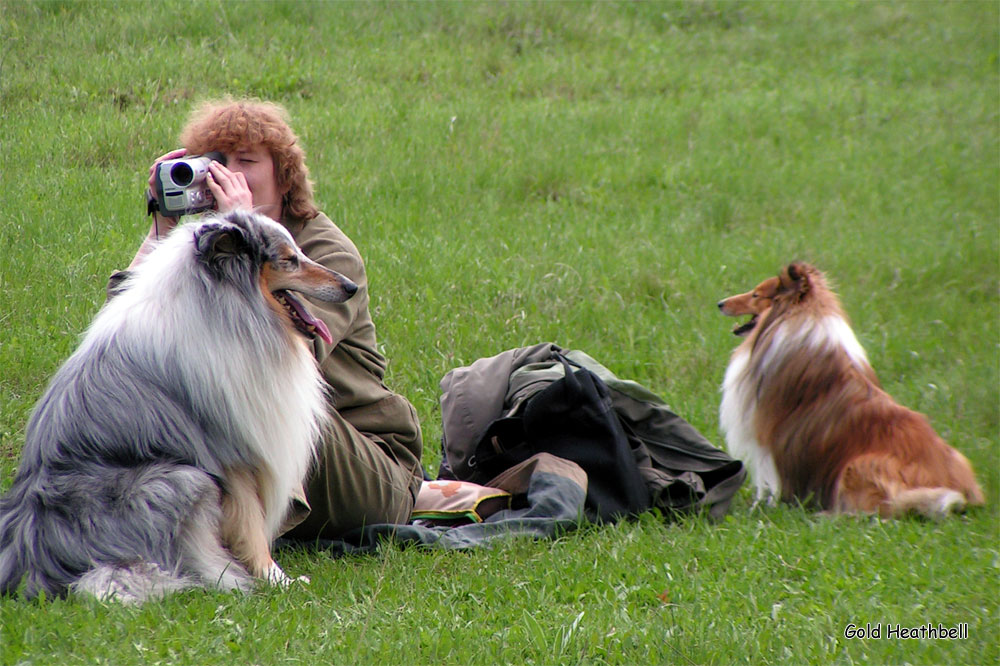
[153,152,227,217]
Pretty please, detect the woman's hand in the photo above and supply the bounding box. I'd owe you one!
[207,161,254,213]
[145,148,188,239]
[147,148,188,196]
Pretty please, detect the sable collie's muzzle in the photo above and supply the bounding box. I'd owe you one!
[718,275,781,337]
[718,296,763,337]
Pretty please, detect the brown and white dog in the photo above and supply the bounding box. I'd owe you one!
[718,262,983,518]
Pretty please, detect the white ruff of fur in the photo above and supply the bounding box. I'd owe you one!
[82,225,325,538]
[720,348,779,502]
[720,314,871,502]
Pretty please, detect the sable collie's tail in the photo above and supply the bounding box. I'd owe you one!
[885,487,971,520]
[837,450,985,520]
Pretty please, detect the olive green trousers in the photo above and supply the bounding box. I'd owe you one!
[283,395,423,540]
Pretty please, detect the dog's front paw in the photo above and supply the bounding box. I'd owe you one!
[750,490,778,510]
[263,561,292,587]
[262,562,310,587]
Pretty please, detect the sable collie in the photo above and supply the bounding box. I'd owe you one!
[0,211,357,602]
[718,262,983,518]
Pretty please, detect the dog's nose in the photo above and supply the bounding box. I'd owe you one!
[717,301,724,310]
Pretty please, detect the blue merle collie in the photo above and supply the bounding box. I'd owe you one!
[0,211,356,602]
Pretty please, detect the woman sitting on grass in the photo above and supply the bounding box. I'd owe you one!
[124,97,424,540]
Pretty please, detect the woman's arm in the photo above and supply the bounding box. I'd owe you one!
[127,149,187,268]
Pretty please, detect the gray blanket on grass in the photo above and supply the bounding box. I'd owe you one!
[277,453,587,557]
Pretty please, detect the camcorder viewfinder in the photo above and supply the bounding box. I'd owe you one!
[153,152,227,217]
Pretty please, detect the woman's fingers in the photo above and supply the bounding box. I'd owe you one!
[207,162,253,212]
[148,148,188,194]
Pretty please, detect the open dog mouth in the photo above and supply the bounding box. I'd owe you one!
[273,290,333,345]
[732,315,759,337]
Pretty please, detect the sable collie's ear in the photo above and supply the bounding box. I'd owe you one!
[779,262,811,297]
[194,223,249,264]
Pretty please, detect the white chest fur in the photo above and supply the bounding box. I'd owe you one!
[720,346,780,502]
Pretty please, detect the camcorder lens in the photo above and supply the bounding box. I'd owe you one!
[170,162,195,187]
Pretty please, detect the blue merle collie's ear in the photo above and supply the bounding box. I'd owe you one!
[194,222,246,260]
[193,222,251,277]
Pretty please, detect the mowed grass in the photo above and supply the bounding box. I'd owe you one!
[1,1,997,664]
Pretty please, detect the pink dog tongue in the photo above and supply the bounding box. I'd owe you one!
[302,309,333,345]
[281,291,333,345]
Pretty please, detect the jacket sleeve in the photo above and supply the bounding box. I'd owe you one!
[439,342,563,479]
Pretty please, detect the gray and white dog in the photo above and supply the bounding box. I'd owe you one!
[0,211,356,602]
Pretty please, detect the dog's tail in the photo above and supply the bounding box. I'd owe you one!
[837,449,985,520]
[0,484,196,602]
[884,487,969,520]
[884,448,985,520]
[0,524,203,603]
[0,536,27,599]
[73,563,196,604]
[0,485,54,598]
[1,463,255,602]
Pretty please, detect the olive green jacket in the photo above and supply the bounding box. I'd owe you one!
[286,213,419,437]
[282,212,423,526]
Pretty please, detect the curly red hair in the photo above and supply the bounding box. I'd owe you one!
[180,98,318,221]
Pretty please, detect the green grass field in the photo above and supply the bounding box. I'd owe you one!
[1,1,997,664]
